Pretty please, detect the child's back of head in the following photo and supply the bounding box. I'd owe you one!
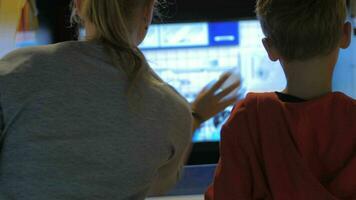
[256,0,347,61]
[256,0,351,99]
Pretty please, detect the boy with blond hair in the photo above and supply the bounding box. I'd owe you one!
[206,0,355,199]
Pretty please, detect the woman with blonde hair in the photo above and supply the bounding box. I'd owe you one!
[0,0,239,199]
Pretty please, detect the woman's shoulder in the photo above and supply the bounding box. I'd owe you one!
[144,76,191,118]
[1,45,45,63]
[0,41,88,75]
[2,41,76,59]
[1,41,90,62]
[0,45,45,75]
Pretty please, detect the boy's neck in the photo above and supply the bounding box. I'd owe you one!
[281,54,337,100]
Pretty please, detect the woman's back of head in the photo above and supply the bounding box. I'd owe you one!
[72,0,158,88]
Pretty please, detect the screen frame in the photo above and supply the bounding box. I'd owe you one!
[153,0,256,24]
[187,142,220,165]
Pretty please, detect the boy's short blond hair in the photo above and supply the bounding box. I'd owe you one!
[256,0,347,61]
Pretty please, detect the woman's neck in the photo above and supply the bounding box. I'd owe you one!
[84,21,97,40]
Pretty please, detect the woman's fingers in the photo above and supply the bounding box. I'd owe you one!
[218,96,239,110]
[215,80,241,100]
[192,72,242,122]
[207,73,231,95]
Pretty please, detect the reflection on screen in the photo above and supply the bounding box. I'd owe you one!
[140,20,287,142]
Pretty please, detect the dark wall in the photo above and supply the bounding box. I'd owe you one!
[163,0,256,22]
[35,0,353,42]
[36,0,78,43]
[35,0,256,43]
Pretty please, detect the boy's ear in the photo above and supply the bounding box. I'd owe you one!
[340,22,352,49]
[262,38,279,62]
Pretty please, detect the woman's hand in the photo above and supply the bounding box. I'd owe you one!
[191,73,241,125]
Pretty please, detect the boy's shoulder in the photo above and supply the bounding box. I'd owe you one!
[232,92,278,111]
[242,92,355,106]
[226,92,277,125]
[333,92,356,104]
[230,91,355,119]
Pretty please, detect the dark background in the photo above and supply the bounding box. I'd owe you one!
[158,0,256,22]
[36,0,77,42]
[35,0,257,43]
[36,0,355,43]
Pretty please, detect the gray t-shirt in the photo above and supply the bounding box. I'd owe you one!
[0,41,192,200]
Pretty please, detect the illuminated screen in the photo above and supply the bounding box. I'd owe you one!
[140,20,287,142]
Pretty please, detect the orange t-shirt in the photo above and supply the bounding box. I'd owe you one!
[206,92,356,200]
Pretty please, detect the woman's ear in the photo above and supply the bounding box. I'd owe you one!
[74,0,84,18]
[135,0,156,45]
[340,22,352,49]
[262,38,279,62]
[143,0,155,26]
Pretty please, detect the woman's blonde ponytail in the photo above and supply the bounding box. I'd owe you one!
[74,0,151,91]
